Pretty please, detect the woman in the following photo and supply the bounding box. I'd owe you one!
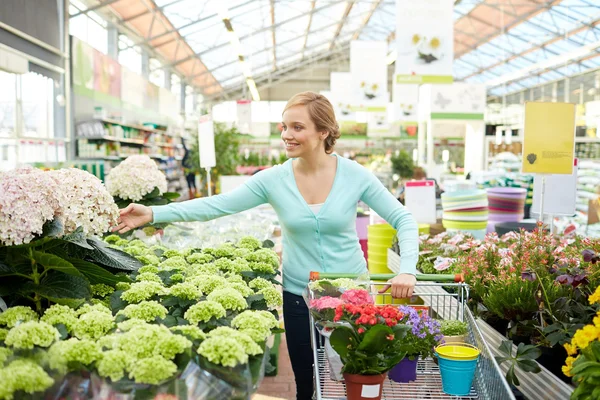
[114,92,419,400]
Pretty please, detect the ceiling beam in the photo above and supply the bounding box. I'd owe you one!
[167,0,347,68]
[352,0,383,40]
[301,0,317,60]
[70,0,122,18]
[270,0,276,70]
[122,0,186,22]
[329,1,354,50]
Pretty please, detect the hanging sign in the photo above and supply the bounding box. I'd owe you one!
[522,102,575,174]
[393,84,419,126]
[405,180,437,224]
[330,72,356,121]
[350,41,388,112]
[367,111,390,137]
[198,114,216,169]
[395,0,454,84]
[532,158,578,216]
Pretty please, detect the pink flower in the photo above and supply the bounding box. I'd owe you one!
[341,289,374,306]
[309,296,344,310]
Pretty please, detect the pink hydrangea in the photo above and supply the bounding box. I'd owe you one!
[340,289,374,306]
[309,296,343,310]
[0,167,62,245]
[106,155,168,201]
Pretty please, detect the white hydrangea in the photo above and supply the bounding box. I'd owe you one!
[106,155,168,201]
[0,167,63,245]
[49,168,119,236]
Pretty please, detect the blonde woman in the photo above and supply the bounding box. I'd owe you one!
[115,92,419,400]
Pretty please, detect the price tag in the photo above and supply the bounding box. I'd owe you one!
[405,180,436,224]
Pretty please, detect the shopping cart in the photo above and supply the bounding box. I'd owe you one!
[307,273,515,400]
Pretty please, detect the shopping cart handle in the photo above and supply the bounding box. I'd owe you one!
[309,271,464,283]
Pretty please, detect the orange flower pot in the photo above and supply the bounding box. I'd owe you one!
[343,372,387,400]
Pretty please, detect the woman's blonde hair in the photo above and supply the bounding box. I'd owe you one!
[283,91,341,154]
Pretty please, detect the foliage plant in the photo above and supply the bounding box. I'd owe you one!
[390,150,414,180]
[440,319,468,337]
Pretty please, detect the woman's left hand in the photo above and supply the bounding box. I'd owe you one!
[379,273,416,298]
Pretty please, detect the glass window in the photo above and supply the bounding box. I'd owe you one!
[20,73,54,138]
[149,58,165,87]
[0,72,16,137]
[69,1,108,54]
[118,35,142,74]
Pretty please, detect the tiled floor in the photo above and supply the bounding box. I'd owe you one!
[255,334,297,400]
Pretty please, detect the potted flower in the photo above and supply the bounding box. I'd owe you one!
[440,320,468,343]
[328,302,411,400]
[389,306,442,383]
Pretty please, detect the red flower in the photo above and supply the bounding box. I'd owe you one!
[358,327,365,334]
[369,317,377,325]
[386,334,395,341]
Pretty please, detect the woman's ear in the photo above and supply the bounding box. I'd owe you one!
[321,131,329,140]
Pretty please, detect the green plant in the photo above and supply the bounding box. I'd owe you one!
[440,320,468,337]
[390,151,414,179]
[495,340,541,386]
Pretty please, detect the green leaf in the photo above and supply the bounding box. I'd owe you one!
[55,324,69,340]
[162,192,181,200]
[591,342,600,362]
[0,278,26,296]
[517,345,542,360]
[571,361,600,376]
[0,260,20,276]
[262,240,275,249]
[161,315,177,327]
[357,324,393,353]
[144,187,161,199]
[32,251,81,277]
[499,340,514,357]
[60,229,94,250]
[86,238,142,271]
[41,219,64,238]
[110,290,127,314]
[507,364,520,386]
[330,326,356,359]
[31,271,91,300]
[161,296,180,308]
[517,359,541,373]
[68,258,129,286]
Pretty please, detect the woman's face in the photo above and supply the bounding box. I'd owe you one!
[281,105,326,158]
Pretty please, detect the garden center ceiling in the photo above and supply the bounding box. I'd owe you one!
[80,0,600,99]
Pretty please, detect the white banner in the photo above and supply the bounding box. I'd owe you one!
[420,83,486,118]
[198,114,216,169]
[350,41,388,111]
[330,72,356,121]
[392,84,419,124]
[236,100,252,134]
[395,0,454,84]
[367,111,390,136]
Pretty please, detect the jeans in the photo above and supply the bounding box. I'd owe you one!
[283,291,315,400]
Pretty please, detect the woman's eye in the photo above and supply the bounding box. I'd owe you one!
[294,126,301,131]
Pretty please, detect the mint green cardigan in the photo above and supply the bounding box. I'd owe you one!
[152,155,419,296]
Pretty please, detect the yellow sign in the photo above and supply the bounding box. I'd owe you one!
[522,102,575,175]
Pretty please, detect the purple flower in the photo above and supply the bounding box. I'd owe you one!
[582,249,596,263]
[572,274,589,288]
[556,274,573,286]
[521,271,536,282]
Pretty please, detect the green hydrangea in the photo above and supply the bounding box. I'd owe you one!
[170,273,184,283]
[308,278,366,292]
[198,336,248,367]
[135,272,163,283]
[213,244,236,259]
[182,248,196,258]
[0,306,38,328]
[232,310,279,331]
[207,288,248,312]
[202,247,216,255]
[158,256,188,271]
[245,249,279,270]
[0,328,7,341]
[4,321,60,349]
[76,303,112,316]
[232,248,251,258]
[186,252,214,264]
[117,318,147,332]
[170,325,207,341]
[97,349,128,381]
[191,275,228,294]
[248,277,273,291]
[0,359,54,399]
[231,258,252,273]
[137,254,160,266]
[213,258,236,272]
[228,282,254,297]
[184,301,226,325]
[104,234,121,244]
[238,236,262,251]
[187,263,219,276]
[224,273,245,284]
[41,304,78,332]
[163,249,183,259]
[250,261,276,275]
[116,324,191,360]
[114,238,129,247]
[73,310,115,340]
[121,281,164,303]
[208,327,263,356]
[142,226,157,236]
[125,246,147,257]
[121,301,167,322]
[48,338,102,373]
[138,265,159,274]
[91,283,115,298]
[116,281,131,291]
[0,347,13,365]
[169,282,202,300]
[90,298,110,308]
[98,334,119,350]
[239,327,271,343]
[260,287,283,309]
[150,244,169,253]
[129,355,178,385]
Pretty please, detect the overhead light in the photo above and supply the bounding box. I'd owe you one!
[246,78,260,101]
[386,50,397,65]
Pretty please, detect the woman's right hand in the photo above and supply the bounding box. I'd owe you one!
[112,204,153,234]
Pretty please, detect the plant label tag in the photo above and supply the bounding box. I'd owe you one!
[405,180,437,224]
[361,384,381,398]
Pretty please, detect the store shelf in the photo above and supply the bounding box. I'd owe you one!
[77,136,147,146]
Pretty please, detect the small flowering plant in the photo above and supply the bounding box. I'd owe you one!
[328,303,411,375]
[395,306,442,360]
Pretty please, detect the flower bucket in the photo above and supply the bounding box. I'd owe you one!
[367,251,388,264]
[343,372,386,400]
[389,357,418,383]
[435,343,479,396]
[368,260,392,274]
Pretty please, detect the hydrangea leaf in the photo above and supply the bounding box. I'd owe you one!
[86,238,142,271]
[30,272,91,301]
[32,251,82,277]
[68,258,130,286]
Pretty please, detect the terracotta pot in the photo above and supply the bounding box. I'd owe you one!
[343,372,387,400]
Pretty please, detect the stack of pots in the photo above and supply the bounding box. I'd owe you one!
[441,190,489,240]
[486,187,527,233]
[367,224,405,305]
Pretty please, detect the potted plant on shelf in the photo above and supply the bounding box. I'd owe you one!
[389,306,442,383]
[328,299,411,400]
[440,320,468,343]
